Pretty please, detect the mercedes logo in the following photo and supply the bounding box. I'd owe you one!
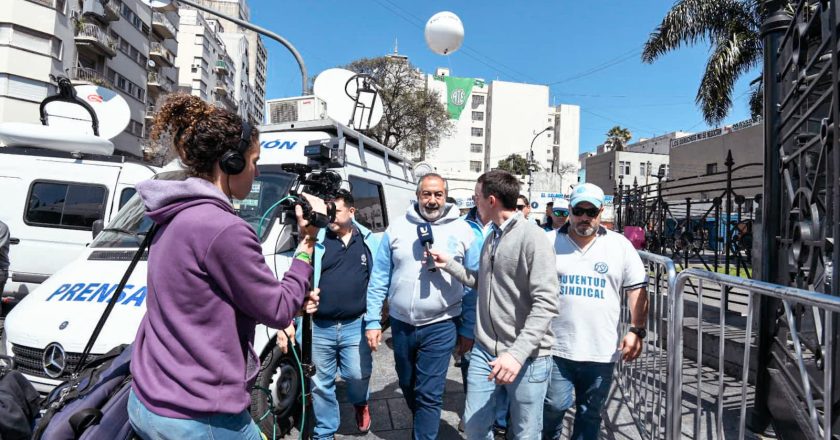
[42,343,66,379]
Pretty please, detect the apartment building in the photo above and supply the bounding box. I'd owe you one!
[220,32,253,122]
[192,0,265,123]
[423,71,580,202]
[175,9,237,114]
[0,0,179,157]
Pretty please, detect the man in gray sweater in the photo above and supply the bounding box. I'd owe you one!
[429,170,559,439]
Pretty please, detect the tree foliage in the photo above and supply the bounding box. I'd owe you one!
[605,126,632,151]
[641,0,786,125]
[341,56,453,159]
[497,154,537,176]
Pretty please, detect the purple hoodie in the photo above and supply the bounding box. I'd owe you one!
[130,177,312,419]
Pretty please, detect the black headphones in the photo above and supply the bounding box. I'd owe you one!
[219,119,252,175]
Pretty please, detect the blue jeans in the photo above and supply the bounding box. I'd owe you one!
[310,316,372,439]
[464,344,551,439]
[542,357,615,440]
[391,318,456,440]
[128,389,261,440]
[460,352,509,429]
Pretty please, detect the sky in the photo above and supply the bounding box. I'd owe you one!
[249,0,760,154]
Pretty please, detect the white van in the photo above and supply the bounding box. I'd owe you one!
[3,119,416,436]
[0,123,160,315]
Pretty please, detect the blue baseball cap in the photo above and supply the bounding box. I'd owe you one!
[570,183,605,208]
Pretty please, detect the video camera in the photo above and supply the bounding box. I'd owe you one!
[278,137,347,228]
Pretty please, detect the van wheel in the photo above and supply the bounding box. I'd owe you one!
[250,345,301,437]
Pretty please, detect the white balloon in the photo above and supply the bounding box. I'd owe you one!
[424,11,464,56]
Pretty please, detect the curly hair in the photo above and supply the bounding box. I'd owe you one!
[151,93,259,179]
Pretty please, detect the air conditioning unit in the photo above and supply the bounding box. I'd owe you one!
[267,96,326,124]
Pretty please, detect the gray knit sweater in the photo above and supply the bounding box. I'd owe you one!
[444,214,559,365]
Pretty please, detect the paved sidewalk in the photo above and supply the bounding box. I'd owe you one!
[303,328,635,439]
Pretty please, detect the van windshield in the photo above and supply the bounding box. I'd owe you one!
[91,167,297,248]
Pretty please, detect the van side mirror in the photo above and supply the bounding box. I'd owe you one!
[92,219,104,239]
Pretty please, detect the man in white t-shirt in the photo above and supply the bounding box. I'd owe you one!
[542,183,649,440]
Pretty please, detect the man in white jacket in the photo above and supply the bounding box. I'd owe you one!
[365,173,481,440]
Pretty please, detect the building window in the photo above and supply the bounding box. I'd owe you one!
[471,127,483,137]
[56,0,66,14]
[618,160,630,176]
[608,162,613,180]
[348,175,388,232]
[472,111,484,121]
[706,163,718,174]
[472,95,484,108]
[470,161,482,172]
[470,143,483,153]
[25,181,108,230]
[127,120,143,136]
[640,162,647,176]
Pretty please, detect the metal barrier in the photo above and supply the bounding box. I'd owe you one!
[613,251,678,439]
[667,268,840,439]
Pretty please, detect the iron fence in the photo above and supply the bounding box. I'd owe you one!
[758,0,840,437]
[615,151,762,314]
[612,251,678,439]
[666,268,840,439]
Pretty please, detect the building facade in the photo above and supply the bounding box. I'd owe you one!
[0,0,180,156]
[423,71,580,202]
[175,9,237,114]
[422,68,491,200]
[584,149,671,196]
[663,119,763,200]
[192,0,265,123]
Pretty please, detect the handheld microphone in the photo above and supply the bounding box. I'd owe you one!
[417,223,436,272]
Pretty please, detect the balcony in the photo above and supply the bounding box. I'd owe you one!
[214,93,238,111]
[214,60,229,75]
[68,66,114,88]
[152,12,177,39]
[74,22,117,58]
[82,0,119,22]
[150,0,177,12]
[146,71,174,94]
[149,42,175,67]
[144,106,155,121]
[214,83,228,97]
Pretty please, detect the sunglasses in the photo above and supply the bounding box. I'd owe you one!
[552,208,569,217]
[516,205,526,210]
[572,206,601,218]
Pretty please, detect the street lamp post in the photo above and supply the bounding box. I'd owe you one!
[527,126,552,204]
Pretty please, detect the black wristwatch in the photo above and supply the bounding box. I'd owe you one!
[629,326,647,339]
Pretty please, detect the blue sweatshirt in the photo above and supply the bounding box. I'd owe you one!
[365,204,480,338]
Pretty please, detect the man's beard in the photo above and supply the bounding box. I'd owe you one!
[574,221,596,237]
[420,203,444,221]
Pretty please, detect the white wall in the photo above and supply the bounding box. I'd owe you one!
[487,81,552,170]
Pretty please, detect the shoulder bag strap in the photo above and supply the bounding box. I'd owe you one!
[74,223,160,373]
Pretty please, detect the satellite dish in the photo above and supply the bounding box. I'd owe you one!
[413,162,435,179]
[44,85,130,140]
[425,11,464,55]
[313,68,384,130]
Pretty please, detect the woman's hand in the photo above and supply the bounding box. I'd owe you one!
[299,289,320,315]
[296,193,327,238]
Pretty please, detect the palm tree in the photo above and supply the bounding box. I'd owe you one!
[606,126,632,151]
[642,0,772,125]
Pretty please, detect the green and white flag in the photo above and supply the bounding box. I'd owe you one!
[434,76,483,120]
